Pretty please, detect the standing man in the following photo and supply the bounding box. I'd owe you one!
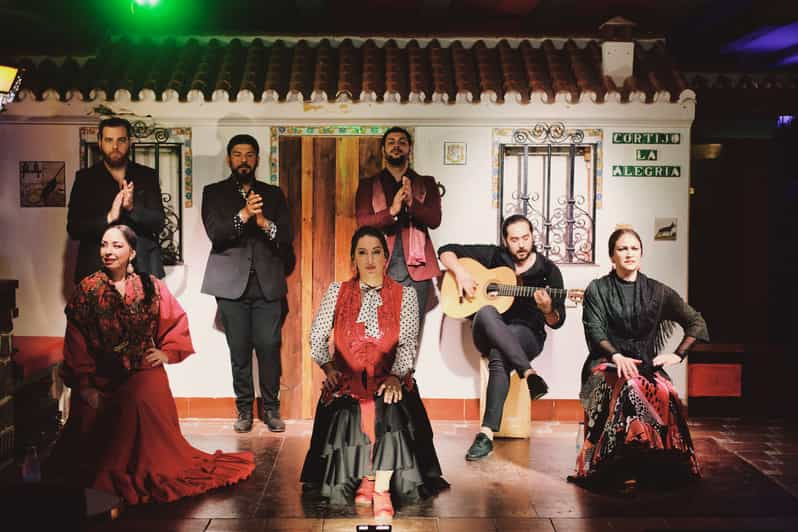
[201,134,293,433]
[67,117,165,283]
[438,214,565,461]
[355,126,450,494]
[355,127,441,319]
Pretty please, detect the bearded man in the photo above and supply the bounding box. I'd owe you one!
[67,117,165,283]
[201,134,294,433]
[438,214,566,461]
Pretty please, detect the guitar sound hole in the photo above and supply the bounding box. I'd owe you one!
[486,283,499,299]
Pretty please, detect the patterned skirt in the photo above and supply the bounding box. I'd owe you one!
[572,364,700,485]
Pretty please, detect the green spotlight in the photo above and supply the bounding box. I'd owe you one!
[131,0,159,14]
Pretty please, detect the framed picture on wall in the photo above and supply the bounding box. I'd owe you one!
[654,217,677,241]
[19,161,66,207]
[443,141,466,165]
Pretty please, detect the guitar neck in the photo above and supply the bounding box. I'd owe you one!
[492,284,569,299]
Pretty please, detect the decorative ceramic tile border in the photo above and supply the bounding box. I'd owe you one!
[491,127,603,209]
[268,125,415,184]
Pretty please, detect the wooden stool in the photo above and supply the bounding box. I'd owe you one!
[479,356,531,438]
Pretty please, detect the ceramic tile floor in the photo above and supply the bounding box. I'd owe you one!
[64,418,798,531]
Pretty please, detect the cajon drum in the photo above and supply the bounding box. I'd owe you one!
[479,355,531,438]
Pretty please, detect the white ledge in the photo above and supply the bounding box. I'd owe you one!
[431,91,449,104]
[113,89,132,103]
[236,89,255,103]
[89,89,107,101]
[262,89,279,103]
[162,89,180,102]
[42,89,61,101]
[455,90,473,103]
[211,89,230,102]
[138,89,157,102]
[186,89,205,102]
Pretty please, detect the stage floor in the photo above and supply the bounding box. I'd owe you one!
[86,419,798,531]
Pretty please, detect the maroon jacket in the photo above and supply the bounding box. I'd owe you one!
[355,168,442,281]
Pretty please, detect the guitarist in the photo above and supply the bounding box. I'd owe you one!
[438,214,565,461]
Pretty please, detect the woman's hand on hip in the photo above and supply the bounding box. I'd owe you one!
[145,348,169,367]
[322,363,342,392]
[611,353,641,380]
[377,375,403,404]
[653,353,682,368]
[79,387,101,409]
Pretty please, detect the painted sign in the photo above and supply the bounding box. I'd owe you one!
[636,149,658,161]
[612,165,681,177]
[612,132,681,144]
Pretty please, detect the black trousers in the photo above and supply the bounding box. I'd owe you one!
[472,306,543,432]
[217,278,285,416]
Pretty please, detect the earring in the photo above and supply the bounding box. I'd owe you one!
[127,263,134,274]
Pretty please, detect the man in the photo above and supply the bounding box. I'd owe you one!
[201,134,293,433]
[355,126,441,321]
[355,126,450,493]
[438,214,565,461]
[67,117,165,283]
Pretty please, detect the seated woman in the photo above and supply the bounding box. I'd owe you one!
[48,225,255,504]
[571,228,709,488]
[300,226,447,520]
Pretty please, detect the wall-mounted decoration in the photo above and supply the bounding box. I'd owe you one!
[20,161,66,207]
[654,217,678,241]
[443,141,466,165]
[612,132,681,144]
[612,165,681,177]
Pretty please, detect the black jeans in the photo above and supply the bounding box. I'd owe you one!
[217,283,285,416]
[472,306,543,432]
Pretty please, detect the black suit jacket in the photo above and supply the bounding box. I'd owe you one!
[200,176,293,300]
[67,161,165,283]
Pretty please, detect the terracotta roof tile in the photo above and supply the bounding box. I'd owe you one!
[13,37,706,104]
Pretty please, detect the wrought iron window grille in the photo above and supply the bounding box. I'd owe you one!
[499,123,596,264]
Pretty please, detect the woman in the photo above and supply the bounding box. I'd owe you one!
[300,226,447,520]
[49,225,254,504]
[571,228,709,488]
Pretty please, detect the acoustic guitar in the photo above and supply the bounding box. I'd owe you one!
[440,257,584,319]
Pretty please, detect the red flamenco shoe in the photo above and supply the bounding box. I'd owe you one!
[354,477,374,505]
[372,490,394,521]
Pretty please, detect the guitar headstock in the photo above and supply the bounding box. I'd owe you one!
[567,289,585,305]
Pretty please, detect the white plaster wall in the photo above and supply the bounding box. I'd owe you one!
[0,97,695,401]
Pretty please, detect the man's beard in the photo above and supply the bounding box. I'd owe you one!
[385,154,407,167]
[103,151,128,169]
[511,248,530,263]
[233,164,255,184]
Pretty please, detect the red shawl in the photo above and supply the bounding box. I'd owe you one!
[326,276,403,442]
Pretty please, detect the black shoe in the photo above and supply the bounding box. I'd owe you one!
[527,373,549,400]
[263,410,286,432]
[465,433,493,461]
[234,414,253,433]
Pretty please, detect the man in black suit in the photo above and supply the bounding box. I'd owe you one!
[67,117,165,283]
[201,134,293,433]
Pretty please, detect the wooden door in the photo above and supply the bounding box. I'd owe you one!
[278,136,383,419]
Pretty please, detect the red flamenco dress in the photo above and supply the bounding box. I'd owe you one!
[48,271,254,504]
[300,278,426,505]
